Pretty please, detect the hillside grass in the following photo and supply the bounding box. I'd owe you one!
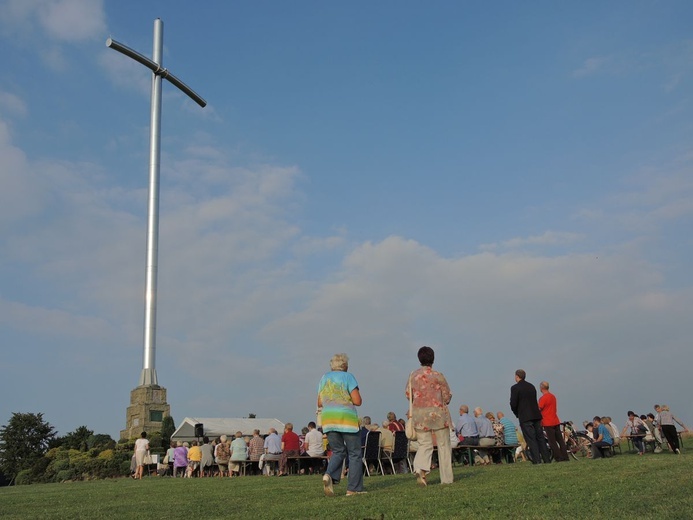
[1,440,692,519]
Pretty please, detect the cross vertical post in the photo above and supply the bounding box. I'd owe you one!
[107,18,206,388]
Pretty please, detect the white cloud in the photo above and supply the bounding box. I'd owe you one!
[0,91,28,117]
[0,0,105,42]
[0,120,48,225]
[99,50,152,98]
[572,56,611,78]
[38,0,105,42]
[480,231,584,251]
[575,163,693,234]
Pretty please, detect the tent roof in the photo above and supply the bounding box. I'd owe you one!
[171,417,285,441]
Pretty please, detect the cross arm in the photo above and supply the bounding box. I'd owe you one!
[106,37,207,108]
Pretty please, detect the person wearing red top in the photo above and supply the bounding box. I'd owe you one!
[387,412,405,432]
[538,381,569,462]
[278,423,301,476]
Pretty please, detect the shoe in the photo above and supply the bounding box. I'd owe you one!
[676,449,681,455]
[346,491,367,496]
[654,447,662,453]
[416,470,427,487]
[322,474,334,497]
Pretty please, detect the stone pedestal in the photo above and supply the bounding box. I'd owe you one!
[120,385,171,440]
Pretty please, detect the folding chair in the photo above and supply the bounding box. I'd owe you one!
[382,430,409,474]
[362,430,383,476]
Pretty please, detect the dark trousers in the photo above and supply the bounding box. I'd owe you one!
[591,440,612,459]
[661,425,680,452]
[631,436,645,454]
[544,424,569,461]
[521,420,551,464]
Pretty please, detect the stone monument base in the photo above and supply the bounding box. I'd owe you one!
[120,384,171,440]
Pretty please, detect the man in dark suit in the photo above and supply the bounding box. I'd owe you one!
[510,369,551,464]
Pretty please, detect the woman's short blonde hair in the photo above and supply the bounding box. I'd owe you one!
[330,353,349,371]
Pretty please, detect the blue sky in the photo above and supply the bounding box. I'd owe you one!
[1,0,692,439]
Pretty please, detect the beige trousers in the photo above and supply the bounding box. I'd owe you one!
[413,428,453,484]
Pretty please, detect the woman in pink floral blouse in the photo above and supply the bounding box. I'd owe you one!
[405,346,453,486]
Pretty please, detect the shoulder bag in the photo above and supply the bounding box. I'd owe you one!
[405,371,417,441]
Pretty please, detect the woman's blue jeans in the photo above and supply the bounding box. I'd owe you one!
[325,431,363,492]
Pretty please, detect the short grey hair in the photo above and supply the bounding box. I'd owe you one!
[330,353,349,371]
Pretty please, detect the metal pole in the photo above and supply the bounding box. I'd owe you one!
[140,19,163,386]
[106,19,206,387]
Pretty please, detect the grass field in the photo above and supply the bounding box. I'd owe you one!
[1,440,692,519]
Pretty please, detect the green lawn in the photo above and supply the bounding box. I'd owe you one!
[1,442,692,519]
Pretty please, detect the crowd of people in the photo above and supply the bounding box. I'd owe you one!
[149,422,329,478]
[130,348,688,499]
[582,405,688,459]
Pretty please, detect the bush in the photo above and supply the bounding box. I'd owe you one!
[14,469,33,485]
[121,460,132,476]
[56,469,77,482]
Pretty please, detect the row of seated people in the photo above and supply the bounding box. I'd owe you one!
[164,422,328,477]
[454,405,519,465]
[360,407,520,470]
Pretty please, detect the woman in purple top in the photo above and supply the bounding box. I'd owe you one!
[173,441,188,477]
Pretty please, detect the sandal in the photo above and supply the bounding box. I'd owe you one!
[416,470,427,487]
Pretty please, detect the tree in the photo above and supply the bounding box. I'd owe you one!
[161,416,175,448]
[57,426,93,451]
[0,412,56,482]
[87,434,115,451]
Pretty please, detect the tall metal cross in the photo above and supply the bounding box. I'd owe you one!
[107,19,206,387]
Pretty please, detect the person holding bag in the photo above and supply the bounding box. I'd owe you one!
[405,346,453,486]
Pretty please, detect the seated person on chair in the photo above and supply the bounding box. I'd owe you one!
[387,412,405,432]
[186,440,202,477]
[278,423,300,476]
[173,441,189,477]
[247,429,264,475]
[621,411,646,455]
[304,421,325,474]
[473,407,496,465]
[360,416,372,446]
[646,413,663,452]
[229,431,248,476]
[262,428,282,475]
[456,405,479,445]
[305,422,325,456]
[497,411,519,463]
[378,420,395,453]
[591,416,613,459]
[602,417,620,447]
[214,436,230,477]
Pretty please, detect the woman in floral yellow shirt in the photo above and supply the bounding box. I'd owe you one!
[405,346,453,486]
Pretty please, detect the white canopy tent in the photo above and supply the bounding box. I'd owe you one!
[171,417,285,442]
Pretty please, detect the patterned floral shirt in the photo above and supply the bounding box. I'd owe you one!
[405,366,452,431]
